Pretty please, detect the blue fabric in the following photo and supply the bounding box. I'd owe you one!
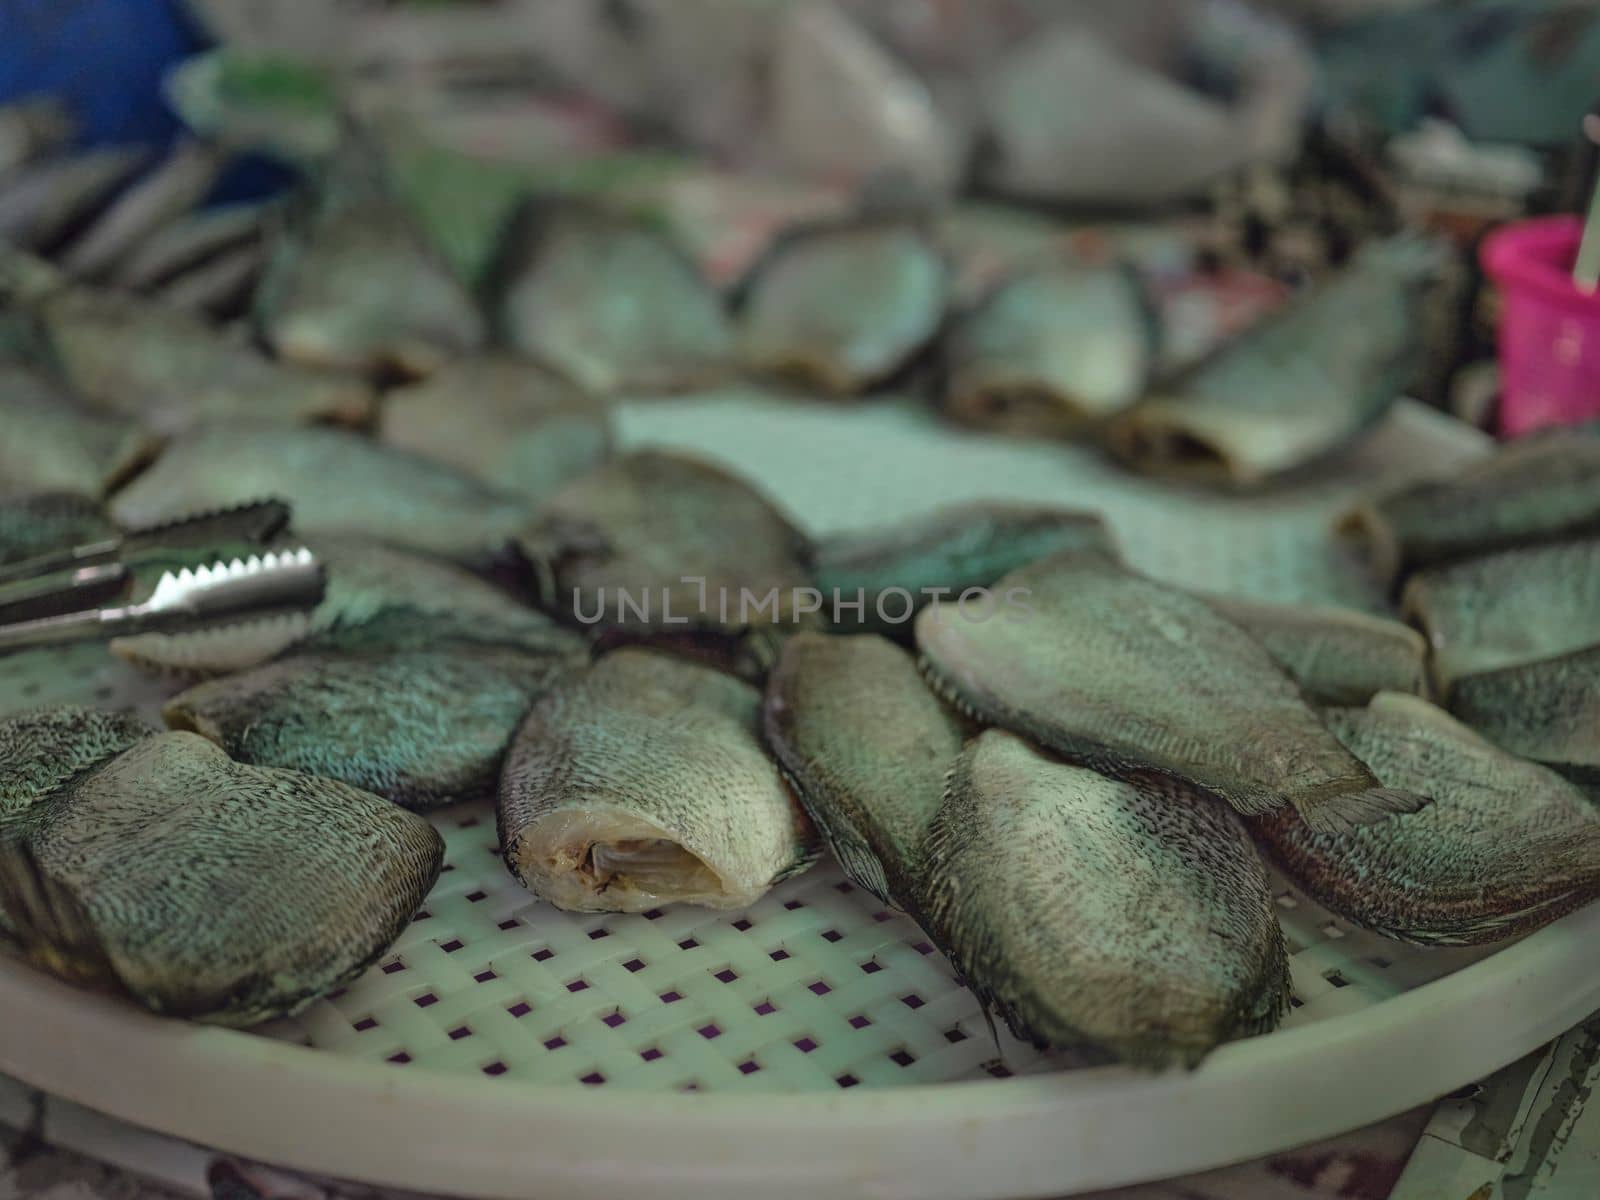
[0,0,202,146]
[0,0,294,201]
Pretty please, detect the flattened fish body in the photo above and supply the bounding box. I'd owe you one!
[1107,237,1443,486]
[811,502,1114,637]
[1254,692,1600,945]
[379,355,611,504]
[256,136,483,377]
[518,450,811,636]
[109,426,530,565]
[0,706,153,833]
[0,493,114,566]
[763,632,965,907]
[920,730,1289,1066]
[1341,429,1600,589]
[0,727,441,1025]
[494,203,731,395]
[915,553,1426,832]
[38,287,374,435]
[1209,595,1429,706]
[1402,537,1600,692]
[942,263,1154,434]
[1448,646,1600,783]
[114,533,579,675]
[0,366,152,498]
[164,642,581,811]
[499,648,817,912]
[738,221,947,394]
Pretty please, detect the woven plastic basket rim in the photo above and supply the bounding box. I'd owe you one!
[2,899,1595,1200]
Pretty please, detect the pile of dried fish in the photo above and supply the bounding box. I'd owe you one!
[0,81,1594,1078]
[1342,425,1600,781]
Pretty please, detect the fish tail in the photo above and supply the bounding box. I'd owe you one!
[1294,786,1430,835]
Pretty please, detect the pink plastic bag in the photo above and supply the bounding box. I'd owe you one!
[1481,216,1600,436]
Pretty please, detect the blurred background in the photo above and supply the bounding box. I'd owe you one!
[1,0,1596,433]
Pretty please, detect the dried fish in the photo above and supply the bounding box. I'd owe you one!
[0,366,153,498]
[499,648,817,912]
[920,729,1289,1066]
[165,639,580,811]
[942,263,1155,435]
[1340,428,1600,590]
[811,502,1114,637]
[493,201,732,394]
[1403,538,1600,693]
[109,426,529,566]
[379,355,611,505]
[0,713,441,1025]
[764,632,965,908]
[1209,595,1429,706]
[256,131,483,377]
[517,449,812,637]
[1255,692,1600,945]
[35,286,374,434]
[737,219,947,394]
[1107,238,1443,487]
[916,553,1427,832]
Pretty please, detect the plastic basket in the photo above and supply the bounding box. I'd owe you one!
[1481,215,1600,436]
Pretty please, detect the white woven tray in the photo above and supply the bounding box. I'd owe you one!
[4,394,1595,1200]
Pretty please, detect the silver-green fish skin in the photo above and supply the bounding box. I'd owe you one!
[35,286,374,435]
[915,552,1427,833]
[1107,237,1443,487]
[1340,428,1600,590]
[379,355,611,505]
[0,365,153,498]
[113,533,582,676]
[738,220,947,395]
[113,201,266,291]
[498,648,818,913]
[1447,646,1600,783]
[942,263,1155,434]
[0,716,441,1025]
[517,449,812,636]
[1254,692,1600,946]
[60,139,228,281]
[920,729,1289,1067]
[109,426,530,565]
[494,201,732,395]
[1209,594,1429,706]
[0,148,146,251]
[811,502,1114,637]
[0,493,114,566]
[763,632,965,909]
[1402,537,1600,693]
[255,134,483,378]
[164,639,581,811]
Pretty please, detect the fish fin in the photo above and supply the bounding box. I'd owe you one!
[0,839,124,996]
[1296,787,1430,835]
[774,765,884,898]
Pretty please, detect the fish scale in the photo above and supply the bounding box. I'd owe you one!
[917,729,1289,1067]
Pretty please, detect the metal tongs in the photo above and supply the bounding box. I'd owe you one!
[0,499,326,653]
